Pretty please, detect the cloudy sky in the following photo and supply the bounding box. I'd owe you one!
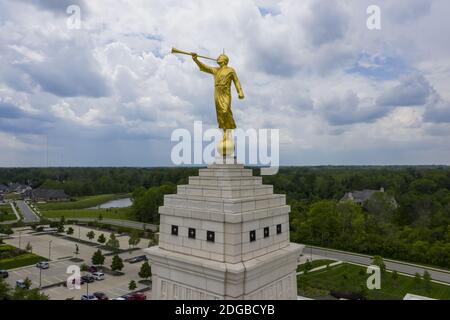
[0,0,449,167]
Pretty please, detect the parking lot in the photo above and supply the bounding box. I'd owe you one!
[3,226,152,300]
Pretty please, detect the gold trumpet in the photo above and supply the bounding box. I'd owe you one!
[171,47,216,61]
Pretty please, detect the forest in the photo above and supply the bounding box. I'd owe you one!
[1,166,449,268]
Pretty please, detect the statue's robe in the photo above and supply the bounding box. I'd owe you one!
[196,62,244,129]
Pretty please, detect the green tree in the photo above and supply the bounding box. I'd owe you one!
[128,280,137,291]
[92,249,105,266]
[66,227,74,235]
[132,184,176,222]
[423,271,432,290]
[57,224,65,233]
[414,273,422,287]
[138,261,152,280]
[0,278,11,299]
[86,230,95,241]
[391,270,399,287]
[128,231,141,249]
[372,256,386,273]
[98,233,106,244]
[80,263,88,272]
[23,277,32,290]
[111,255,124,271]
[12,287,48,300]
[106,233,120,252]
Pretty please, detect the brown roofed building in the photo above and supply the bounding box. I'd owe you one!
[32,189,70,202]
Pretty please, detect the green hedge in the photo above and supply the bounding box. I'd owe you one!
[0,253,48,270]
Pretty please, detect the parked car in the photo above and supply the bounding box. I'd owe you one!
[81,275,95,283]
[91,272,105,280]
[0,270,8,278]
[63,277,85,287]
[16,279,28,289]
[129,255,148,263]
[36,261,49,269]
[87,266,98,273]
[93,292,109,300]
[81,294,98,300]
[112,297,126,300]
[124,292,147,300]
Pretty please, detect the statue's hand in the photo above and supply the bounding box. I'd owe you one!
[191,52,198,60]
[238,94,245,99]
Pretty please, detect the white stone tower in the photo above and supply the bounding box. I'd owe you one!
[146,162,303,299]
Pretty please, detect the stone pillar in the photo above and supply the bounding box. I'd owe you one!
[145,162,303,299]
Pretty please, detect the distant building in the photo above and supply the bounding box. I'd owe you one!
[0,184,9,194]
[6,183,31,194]
[340,187,397,207]
[32,189,69,202]
[403,293,435,300]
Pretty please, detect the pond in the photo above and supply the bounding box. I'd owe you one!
[89,197,132,209]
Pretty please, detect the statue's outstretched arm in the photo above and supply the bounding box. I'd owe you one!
[232,71,244,99]
[192,54,216,75]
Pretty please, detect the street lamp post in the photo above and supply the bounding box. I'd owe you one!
[48,240,52,260]
[18,231,22,249]
[39,267,42,288]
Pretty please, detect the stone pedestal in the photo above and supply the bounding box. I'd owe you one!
[145,162,303,300]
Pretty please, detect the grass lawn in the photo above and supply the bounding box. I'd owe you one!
[0,205,16,222]
[3,193,21,200]
[36,194,129,211]
[0,244,47,270]
[41,207,135,220]
[297,259,335,273]
[297,263,450,300]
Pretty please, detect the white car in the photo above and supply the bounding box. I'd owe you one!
[36,261,50,269]
[91,272,105,280]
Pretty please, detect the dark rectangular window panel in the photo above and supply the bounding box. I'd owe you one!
[188,228,196,239]
[264,227,270,238]
[171,225,178,236]
[250,230,256,242]
[207,231,215,242]
[277,224,282,234]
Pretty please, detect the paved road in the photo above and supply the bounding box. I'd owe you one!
[305,246,450,284]
[16,200,40,223]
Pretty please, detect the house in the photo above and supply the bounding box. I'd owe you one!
[7,183,31,194]
[0,184,9,194]
[340,187,397,207]
[32,189,70,202]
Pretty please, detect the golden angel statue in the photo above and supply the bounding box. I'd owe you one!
[171,48,244,156]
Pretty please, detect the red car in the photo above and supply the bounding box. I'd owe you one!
[124,292,146,300]
[93,292,109,300]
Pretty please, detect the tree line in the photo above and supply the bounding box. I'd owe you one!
[1,166,449,267]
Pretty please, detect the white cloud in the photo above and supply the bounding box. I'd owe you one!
[0,0,449,166]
